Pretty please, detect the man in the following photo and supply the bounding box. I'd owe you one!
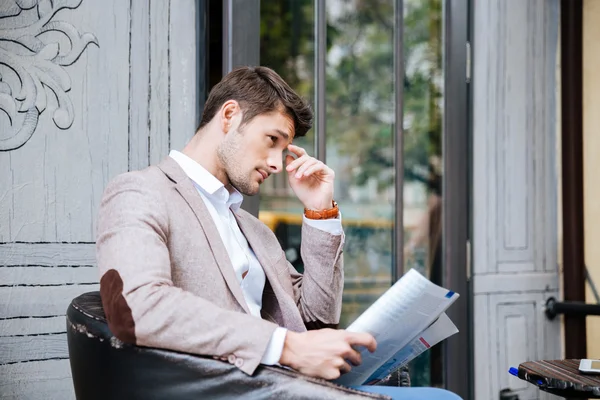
[96,66,460,399]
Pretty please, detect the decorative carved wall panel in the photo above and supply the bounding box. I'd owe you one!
[0,0,98,151]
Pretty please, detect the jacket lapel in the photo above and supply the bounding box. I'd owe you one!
[157,157,251,314]
[233,212,279,284]
[234,212,306,332]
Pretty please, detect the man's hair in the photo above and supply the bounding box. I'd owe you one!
[198,66,313,138]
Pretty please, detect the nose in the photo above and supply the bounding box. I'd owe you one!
[267,152,283,174]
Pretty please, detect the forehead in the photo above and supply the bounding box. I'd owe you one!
[250,111,294,140]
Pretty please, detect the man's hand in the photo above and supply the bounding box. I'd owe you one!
[278,329,377,380]
[285,144,335,211]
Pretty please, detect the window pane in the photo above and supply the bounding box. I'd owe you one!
[259,0,315,271]
[258,0,444,387]
[260,0,315,157]
[324,0,396,328]
[402,0,444,388]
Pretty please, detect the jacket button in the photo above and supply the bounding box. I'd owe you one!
[235,358,244,368]
[227,354,236,364]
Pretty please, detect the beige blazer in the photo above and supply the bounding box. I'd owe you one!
[96,157,345,375]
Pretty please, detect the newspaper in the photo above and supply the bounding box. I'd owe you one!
[334,269,459,386]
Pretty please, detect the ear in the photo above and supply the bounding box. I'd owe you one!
[220,100,241,134]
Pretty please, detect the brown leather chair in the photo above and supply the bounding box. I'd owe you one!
[66,292,409,399]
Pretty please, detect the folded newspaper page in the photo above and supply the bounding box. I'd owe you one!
[334,269,459,386]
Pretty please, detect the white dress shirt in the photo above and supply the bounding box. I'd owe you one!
[169,150,342,365]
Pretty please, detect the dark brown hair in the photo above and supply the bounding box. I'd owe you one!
[198,66,313,138]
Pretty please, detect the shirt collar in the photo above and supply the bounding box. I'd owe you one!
[169,150,243,211]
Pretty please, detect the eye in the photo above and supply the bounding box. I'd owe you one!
[268,135,278,145]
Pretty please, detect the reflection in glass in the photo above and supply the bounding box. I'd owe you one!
[401,0,444,388]
[324,0,395,328]
[258,0,443,388]
[259,0,315,222]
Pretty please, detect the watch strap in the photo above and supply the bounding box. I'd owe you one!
[304,201,339,220]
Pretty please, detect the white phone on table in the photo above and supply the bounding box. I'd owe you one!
[578,359,600,374]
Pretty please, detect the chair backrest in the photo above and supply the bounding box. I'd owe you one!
[66,292,390,400]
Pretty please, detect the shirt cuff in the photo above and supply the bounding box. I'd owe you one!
[260,327,287,365]
[302,212,343,236]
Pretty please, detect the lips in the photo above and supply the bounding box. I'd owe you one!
[257,170,268,181]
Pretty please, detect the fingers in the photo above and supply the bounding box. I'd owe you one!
[339,360,352,375]
[287,144,307,157]
[285,145,336,182]
[285,154,310,174]
[295,159,320,178]
[286,155,332,179]
[302,162,334,179]
[331,356,352,376]
[346,332,378,353]
[281,329,375,380]
[343,347,363,366]
[285,145,314,176]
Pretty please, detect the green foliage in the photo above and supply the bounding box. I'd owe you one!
[259,0,442,192]
[260,0,314,97]
[260,0,442,189]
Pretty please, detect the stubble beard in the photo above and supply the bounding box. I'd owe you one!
[217,131,259,196]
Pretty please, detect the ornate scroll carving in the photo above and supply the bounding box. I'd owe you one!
[0,0,98,151]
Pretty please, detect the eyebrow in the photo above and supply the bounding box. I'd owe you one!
[273,129,291,142]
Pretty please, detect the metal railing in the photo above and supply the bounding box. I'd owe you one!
[545,265,600,320]
[545,297,600,320]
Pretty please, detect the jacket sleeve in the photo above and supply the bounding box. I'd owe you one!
[289,223,345,330]
[96,172,278,375]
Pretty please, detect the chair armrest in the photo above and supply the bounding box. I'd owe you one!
[66,292,391,400]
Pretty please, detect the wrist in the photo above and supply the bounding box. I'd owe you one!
[302,193,334,211]
[304,202,332,211]
[279,330,301,368]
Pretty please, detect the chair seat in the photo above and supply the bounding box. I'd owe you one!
[66,291,391,400]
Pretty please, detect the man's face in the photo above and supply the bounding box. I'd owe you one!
[217,110,293,196]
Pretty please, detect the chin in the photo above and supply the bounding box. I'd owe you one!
[232,180,260,197]
[245,185,260,196]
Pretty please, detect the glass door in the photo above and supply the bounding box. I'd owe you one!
[254,0,469,395]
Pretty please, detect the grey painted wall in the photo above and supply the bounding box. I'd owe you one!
[0,0,198,398]
[472,1,561,399]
